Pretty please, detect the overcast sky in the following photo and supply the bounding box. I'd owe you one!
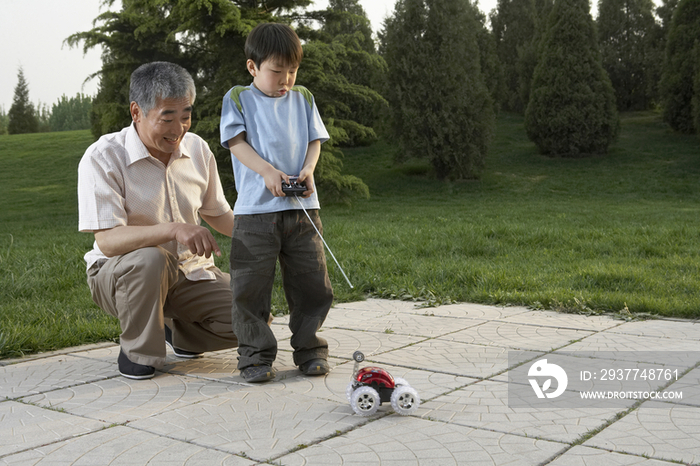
[0,0,500,111]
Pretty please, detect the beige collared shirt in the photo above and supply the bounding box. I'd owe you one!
[78,123,231,280]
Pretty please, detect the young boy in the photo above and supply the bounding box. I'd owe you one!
[220,23,333,383]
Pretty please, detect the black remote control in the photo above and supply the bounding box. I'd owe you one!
[281,176,306,196]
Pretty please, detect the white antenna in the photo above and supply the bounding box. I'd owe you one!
[294,194,354,289]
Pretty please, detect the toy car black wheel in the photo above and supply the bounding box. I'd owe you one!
[352,351,365,362]
[351,386,380,416]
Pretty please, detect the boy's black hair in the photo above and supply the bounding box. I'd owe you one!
[245,23,303,68]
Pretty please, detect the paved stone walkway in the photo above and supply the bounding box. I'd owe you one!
[1,299,699,465]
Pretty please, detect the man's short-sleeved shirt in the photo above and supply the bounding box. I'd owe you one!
[78,123,231,280]
[219,84,330,215]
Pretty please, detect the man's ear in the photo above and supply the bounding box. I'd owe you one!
[129,102,142,123]
[246,59,257,77]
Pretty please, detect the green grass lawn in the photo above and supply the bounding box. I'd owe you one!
[1,112,698,359]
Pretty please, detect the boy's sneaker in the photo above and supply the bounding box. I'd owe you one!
[118,349,155,380]
[241,364,276,383]
[165,325,202,359]
[299,358,330,376]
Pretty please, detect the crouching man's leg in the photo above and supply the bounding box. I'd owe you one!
[87,247,178,374]
[164,267,238,354]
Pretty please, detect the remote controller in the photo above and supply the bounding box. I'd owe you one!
[281,176,306,196]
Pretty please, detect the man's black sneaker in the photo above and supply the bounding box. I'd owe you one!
[118,349,155,380]
[164,325,202,358]
[299,358,330,376]
[240,364,276,383]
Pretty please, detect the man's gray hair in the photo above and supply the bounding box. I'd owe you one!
[129,62,196,115]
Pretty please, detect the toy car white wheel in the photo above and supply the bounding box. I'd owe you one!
[390,385,420,415]
[351,386,380,416]
[346,381,356,403]
[393,377,408,387]
[353,351,365,362]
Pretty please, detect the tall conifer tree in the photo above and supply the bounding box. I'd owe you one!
[8,67,39,135]
[597,0,661,110]
[491,0,538,112]
[525,0,619,156]
[660,0,700,134]
[381,0,495,179]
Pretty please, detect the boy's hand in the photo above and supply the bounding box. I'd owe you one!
[263,167,289,197]
[297,167,315,198]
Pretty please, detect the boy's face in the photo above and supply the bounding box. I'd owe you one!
[247,58,298,98]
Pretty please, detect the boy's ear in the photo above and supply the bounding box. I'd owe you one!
[246,59,257,77]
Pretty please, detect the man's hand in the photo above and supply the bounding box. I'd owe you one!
[172,223,222,258]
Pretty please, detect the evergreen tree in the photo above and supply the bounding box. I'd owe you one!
[49,94,93,132]
[656,0,680,33]
[36,102,51,133]
[67,0,370,203]
[597,0,661,110]
[659,0,700,134]
[7,67,39,135]
[298,0,388,146]
[0,106,8,135]
[695,44,700,136]
[525,0,619,156]
[381,0,495,180]
[491,0,538,112]
[473,4,504,115]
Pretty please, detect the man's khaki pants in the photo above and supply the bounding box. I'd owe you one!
[87,247,237,368]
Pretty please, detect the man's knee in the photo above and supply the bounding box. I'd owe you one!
[124,247,177,277]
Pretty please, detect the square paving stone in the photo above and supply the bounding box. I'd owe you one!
[419,380,634,443]
[324,307,487,338]
[321,327,426,360]
[19,374,248,424]
[663,367,700,407]
[0,425,254,465]
[0,400,109,457]
[129,386,369,462]
[438,321,593,352]
[498,310,624,332]
[606,319,700,340]
[332,299,422,313]
[583,401,700,465]
[560,329,700,358]
[0,354,117,399]
[406,303,532,320]
[276,415,566,466]
[368,339,543,379]
[161,349,240,380]
[547,445,684,466]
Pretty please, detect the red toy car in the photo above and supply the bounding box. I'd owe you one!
[346,351,420,416]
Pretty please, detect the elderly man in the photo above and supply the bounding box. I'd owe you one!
[78,62,237,379]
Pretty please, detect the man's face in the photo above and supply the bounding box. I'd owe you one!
[247,58,298,98]
[131,96,192,162]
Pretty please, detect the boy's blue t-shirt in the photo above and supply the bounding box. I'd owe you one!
[220,84,330,215]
